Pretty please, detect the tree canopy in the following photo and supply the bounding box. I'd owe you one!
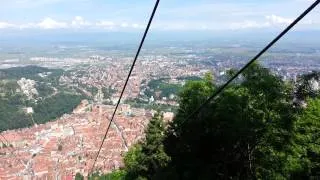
[124,112,170,180]
[95,64,320,179]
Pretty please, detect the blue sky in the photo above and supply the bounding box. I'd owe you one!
[0,0,319,32]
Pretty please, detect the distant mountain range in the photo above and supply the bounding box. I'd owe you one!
[0,29,319,47]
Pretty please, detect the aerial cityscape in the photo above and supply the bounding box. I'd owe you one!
[0,35,319,179]
[1,0,320,179]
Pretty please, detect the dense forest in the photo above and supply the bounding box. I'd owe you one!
[0,65,64,82]
[0,92,82,131]
[32,93,82,124]
[0,66,83,132]
[123,78,183,112]
[144,78,182,100]
[91,63,320,179]
[0,93,32,132]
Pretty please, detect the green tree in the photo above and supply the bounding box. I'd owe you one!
[295,71,320,101]
[163,64,297,179]
[75,173,84,180]
[292,98,320,178]
[104,170,127,180]
[32,93,82,124]
[123,144,144,179]
[124,113,170,180]
[89,170,126,180]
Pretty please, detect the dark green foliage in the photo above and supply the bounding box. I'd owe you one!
[176,76,202,81]
[104,170,127,180]
[32,93,82,124]
[88,172,100,180]
[163,64,298,179]
[0,80,19,95]
[45,70,64,86]
[102,87,117,98]
[146,79,182,99]
[159,83,181,99]
[36,83,54,97]
[78,83,98,96]
[0,95,31,132]
[295,71,320,101]
[147,78,168,89]
[89,170,126,180]
[0,80,31,132]
[0,66,50,79]
[293,98,320,177]
[124,98,177,112]
[0,66,82,132]
[124,113,170,180]
[75,173,84,180]
[89,86,98,95]
[0,66,63,83]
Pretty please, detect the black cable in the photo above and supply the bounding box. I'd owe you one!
[179,0,320,127]
[90,0,161,173]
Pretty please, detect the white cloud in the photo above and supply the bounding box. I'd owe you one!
[0,22,15,29]
[303,19,314,25]
[71,16,91,27]
[0,17,145,30]
[132,23,139,28]
[265,15,293,25]
[132,23,144,29]
[1,13,315,31]
[229,15,295,30]
[37,18,68,29]
[229,21,270,30]
[95,20,115,29]
[19,23,36,29]
[121,22,128,28]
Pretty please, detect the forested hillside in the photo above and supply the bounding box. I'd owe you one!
[0,66,83,132]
